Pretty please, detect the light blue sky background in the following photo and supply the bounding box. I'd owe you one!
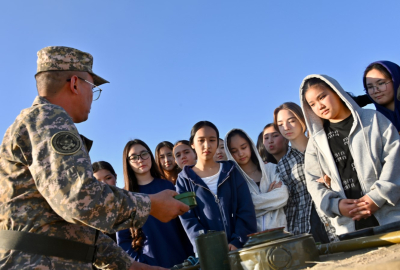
[1,1,398,188]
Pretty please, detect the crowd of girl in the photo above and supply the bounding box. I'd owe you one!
[92,60,400,268]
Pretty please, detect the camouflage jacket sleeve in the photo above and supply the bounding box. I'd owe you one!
[15,102,150,232]
[93,233,134,270]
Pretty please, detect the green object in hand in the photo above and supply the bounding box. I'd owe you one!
[174,192,197,209]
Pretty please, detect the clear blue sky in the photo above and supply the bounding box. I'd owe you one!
[1,1,398,188]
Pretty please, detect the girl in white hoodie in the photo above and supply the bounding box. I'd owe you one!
[301,74,400,235]
[225,128,288,232]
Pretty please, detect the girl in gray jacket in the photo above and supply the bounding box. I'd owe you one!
[301,74,400,235]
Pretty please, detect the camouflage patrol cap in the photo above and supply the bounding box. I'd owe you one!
[36,46,109,86]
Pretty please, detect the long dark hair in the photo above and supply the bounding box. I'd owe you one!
[155,141,181,183]
[122,139,162,251]
[256,131,277,164]
[226,129,261,172]
[122,139,162,193]
[262,123,289,162]
[189,121,220,146]
[92,161,117,176]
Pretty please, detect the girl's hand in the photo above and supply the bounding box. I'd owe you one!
[339,199,369,219]
[316,175,331,188]
[349,195,379,221]
[267,181,282,192]
[228,244,238,251]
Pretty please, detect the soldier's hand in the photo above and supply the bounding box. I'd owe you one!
[129,261,167,270]
[148,190,190,222]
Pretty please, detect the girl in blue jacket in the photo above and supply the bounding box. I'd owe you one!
[363,60,400,132]
[117,139,193,268]
[176,121,257,252]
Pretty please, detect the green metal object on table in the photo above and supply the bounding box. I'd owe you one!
[244,227,292,247]
[195,231,230,270]
[317,230,400,255]
[174,192,197,209]
[338,220,400,241]
[228,229,319,270]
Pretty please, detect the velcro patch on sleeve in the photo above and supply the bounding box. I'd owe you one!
[51,131,82,155]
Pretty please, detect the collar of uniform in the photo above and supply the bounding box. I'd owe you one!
[80,135,93,153]
[33,96,52,106]
[32,96,94,153]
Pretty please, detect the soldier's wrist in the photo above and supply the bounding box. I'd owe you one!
[130,193,151,229]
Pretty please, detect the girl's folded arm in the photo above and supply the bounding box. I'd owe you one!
[304,142,342,218]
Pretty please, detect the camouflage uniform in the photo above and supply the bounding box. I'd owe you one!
[0,47,151,269]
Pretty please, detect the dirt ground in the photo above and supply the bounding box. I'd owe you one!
[305,243,400,270]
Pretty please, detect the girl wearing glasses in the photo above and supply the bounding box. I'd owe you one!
[363,61,400,132]
[176,121,257,252]
[155,141,181,185]
[225,128,288,232]
[173,140,197,169]
[117,139,193,268]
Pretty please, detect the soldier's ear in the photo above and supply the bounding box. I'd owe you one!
[68,76,79,94]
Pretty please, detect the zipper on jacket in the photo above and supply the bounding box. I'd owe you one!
[188,176,230,235]
[213,194,228,234]
[217,174,231,188]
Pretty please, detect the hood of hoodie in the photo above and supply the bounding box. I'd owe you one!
[363,60,400,131]
[299,74,361,137]
[224,128,267,194]
[179,160,235,187]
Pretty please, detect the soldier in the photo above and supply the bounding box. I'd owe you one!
[0,46,189,269]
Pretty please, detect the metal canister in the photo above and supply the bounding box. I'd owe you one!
[228,234,319,270]
[195,231,230,270]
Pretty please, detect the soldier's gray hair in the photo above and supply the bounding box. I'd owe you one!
[35,70,87,97]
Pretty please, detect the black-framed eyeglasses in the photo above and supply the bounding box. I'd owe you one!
[365,81,392,94]
[128,151,150,162]
[67,76,102,101]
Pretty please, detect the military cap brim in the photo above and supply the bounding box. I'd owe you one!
[36,46,109,86]
[91,73,109,86]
